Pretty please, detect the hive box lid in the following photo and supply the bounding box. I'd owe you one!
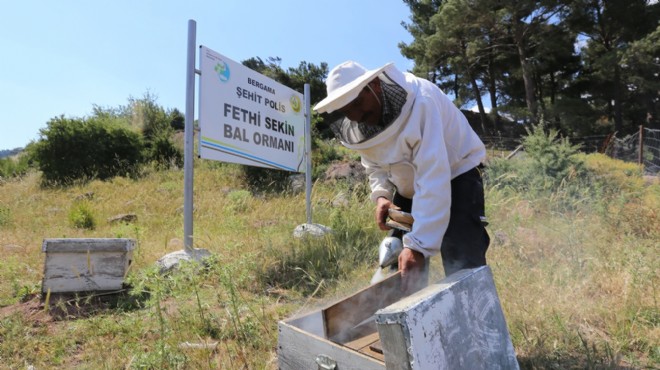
[42,238,136,253]
[375,266,519,370]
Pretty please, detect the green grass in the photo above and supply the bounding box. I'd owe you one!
[0,152,658,369]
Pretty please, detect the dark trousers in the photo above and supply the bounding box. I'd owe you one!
[391,165,490,276]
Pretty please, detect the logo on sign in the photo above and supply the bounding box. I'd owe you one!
[214,61,230,82]
[290,95,302,113]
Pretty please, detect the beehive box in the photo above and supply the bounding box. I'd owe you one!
[278,266,518,370]
[42,238,136,293]
[376,266,519,370]
[278,272,404,370]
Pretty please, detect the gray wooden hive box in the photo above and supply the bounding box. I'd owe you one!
[278,266,519,370]
[42,238,136,293]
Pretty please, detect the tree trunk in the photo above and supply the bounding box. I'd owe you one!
[549,72,562,131]
[613,63,624,133]
[487,55,501,131]
[645,93,659,129]
[469,75,488,135]
[513,20,538,124]
[461,39,488,134]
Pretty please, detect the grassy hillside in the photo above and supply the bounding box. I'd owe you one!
[0,152,658,369]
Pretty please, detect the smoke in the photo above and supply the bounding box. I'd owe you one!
[286,266,433,348]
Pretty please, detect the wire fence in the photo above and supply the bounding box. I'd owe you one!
[603,126,660,175]
[482,126,660,175]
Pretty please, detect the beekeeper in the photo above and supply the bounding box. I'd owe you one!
[314,61,490,292]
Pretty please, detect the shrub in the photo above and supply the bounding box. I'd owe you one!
[225,189,253,213]
[0,153,31,179]
[487,124,586,195]
[31,115,144,185]
[68,202,97,230]
[0,206,10,227]
[240,166,292,194]
[145,133,183,170]
[522,124,586,187]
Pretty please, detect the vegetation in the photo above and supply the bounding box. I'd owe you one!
[1,7,658,366]
[0,152,31,180]
[0,129,658,368]
[14,93,183,186]
[400,0,660,134]
[30,115,145,185]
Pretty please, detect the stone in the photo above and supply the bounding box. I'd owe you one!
[324,160,366,183]
[107,213,138,224]
[155,248,212,274]
[293,223,333,238]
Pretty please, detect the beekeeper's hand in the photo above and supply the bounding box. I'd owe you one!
[375,197,394,231]
[399,247,426,294]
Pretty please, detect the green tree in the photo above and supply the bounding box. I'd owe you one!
[401,0,567,128]
[169,108,185,131]
[122,93,182,168]
[564,0,658,133]
[400,0,445,79]
[425,0,515,133]
[31,115,144,185]
[622,24,660,130]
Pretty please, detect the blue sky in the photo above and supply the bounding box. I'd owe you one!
[1,0,415,150]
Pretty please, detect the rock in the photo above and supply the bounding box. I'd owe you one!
[293,223,332,238]
[324,161,366,183]
[288,174,306,194]
[75,192,94,201]
[107,213,138,224]
[156,248,213,274]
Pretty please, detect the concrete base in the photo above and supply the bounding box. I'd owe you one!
[375,266,519,370]
[156,248,212,273]
[293,223,332,238]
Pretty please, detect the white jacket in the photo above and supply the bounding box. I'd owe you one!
[338,65,486,257]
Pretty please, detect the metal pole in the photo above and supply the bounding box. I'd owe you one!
[183,19,197,252]
[304,84,312,224]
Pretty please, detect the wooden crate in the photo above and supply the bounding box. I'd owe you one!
[42,238,136,293]
[278,272,404,370]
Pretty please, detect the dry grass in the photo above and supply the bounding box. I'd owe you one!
[0,155,658,369]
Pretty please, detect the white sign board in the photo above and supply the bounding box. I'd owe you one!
[198,46,306,172]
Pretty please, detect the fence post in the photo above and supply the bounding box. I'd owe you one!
[638,125,644,167]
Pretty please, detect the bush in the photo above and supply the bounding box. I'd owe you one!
[0,153,31,179]
[487,124,586,195]
[68,202,96,230]
[240,166,292,194]
[145,133,183,170]
[0,206,10,227]
[225,190,253,213]
[31,116,144,185]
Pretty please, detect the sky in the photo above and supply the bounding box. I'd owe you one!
[1,0,415,150]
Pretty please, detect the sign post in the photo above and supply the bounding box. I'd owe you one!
[157,20,329,272]
[157,19,211,272]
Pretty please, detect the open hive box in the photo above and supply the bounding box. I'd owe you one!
[278,266,519,370]
[278,272,403,370]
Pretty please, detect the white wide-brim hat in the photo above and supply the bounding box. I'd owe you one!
[314,61,393,114]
